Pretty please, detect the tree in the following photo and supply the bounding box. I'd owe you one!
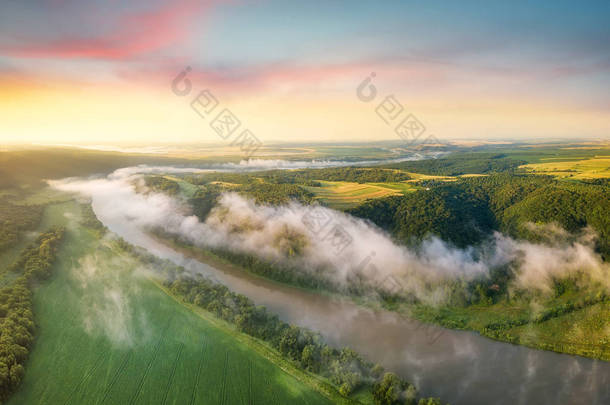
[373,372,408,405]
[301,344,319,372]
[418,398,442,405]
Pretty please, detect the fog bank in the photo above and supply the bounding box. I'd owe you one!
[50,166,610,304]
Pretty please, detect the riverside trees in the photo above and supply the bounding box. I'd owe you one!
[0,228,64,401]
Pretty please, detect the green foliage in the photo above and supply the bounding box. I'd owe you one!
[185,175,317,206]
[184,172,254,185]
[418,398,442,405]
[350,174,609,257]
[8,214,332,405]
[179,168,609,363]
[198,243,335,291]
[79,204,107,236]
[372,372,421,405]
[257,167,412,184]
[128,246,436,403]
[0,199,43,252]
[186,168,411,190]
[189,187,222,221]
[239,182,315,205]
[383,153,526,176]
[0,228,64,401]
[142,176,180,195]
[349,185,495,247]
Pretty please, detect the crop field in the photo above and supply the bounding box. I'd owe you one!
[304,180,413,209]
[402,173,456,182]
[8,200,332,405]
[519,156,610,180]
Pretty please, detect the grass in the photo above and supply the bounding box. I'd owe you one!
[403,172,456,182]
[8,200,335,405]
[304,180,412,209]
[508,302,610,360]
[161,175,200,198]
[367,182,417,193]
[0,194,75,282]
[519,156,610,180]
[409,294,610,361]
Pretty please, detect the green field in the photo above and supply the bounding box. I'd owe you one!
[410,294,610,361]
[519,156,610,180]
[509,302,610,359]
[304,180,413,209]
[7,201,333,405]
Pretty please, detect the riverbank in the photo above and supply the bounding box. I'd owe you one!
[93,198,610,405]
[154,234,610,362]
[151,280,359,405]
[9,200,338,405]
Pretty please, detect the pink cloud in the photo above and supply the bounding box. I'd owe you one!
[1,0,210,60]
[119,58,454,95]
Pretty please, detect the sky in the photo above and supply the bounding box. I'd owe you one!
[1,0,609,145]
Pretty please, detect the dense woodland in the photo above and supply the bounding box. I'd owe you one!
[350,174,610,259]
[257,167,412,184]
[186,167,411,186]
[0,228,65,402]
[142,176,180,195]
[381,153,526,175]
[0,199,43,253]
[187,180,315,209]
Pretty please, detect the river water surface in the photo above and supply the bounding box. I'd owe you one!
[93,200,610,405]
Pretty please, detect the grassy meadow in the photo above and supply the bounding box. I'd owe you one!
[519,156,610,180]
[410,295,610,361]
[304,180,414,209]
[7,199,333,405]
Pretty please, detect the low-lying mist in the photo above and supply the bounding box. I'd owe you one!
[72,246,151,346]
[50,166,610,305]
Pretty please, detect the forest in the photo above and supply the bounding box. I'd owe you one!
[349,174,610,259]
[142,176,181,196]
[185,167,411,187]
[0,199,43,253]
[381,153,526,175]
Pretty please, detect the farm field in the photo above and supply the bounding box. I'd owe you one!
[519,156,610,180]
[8,200,333,405]
[304,180,414,209]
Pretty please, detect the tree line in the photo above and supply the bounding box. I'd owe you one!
[184,167,411,187]
[0,228,65,402]
[120,240,444,405]
[0,199,43,253]
[381,153,526,176]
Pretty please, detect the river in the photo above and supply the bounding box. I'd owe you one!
[92,199,610,405]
